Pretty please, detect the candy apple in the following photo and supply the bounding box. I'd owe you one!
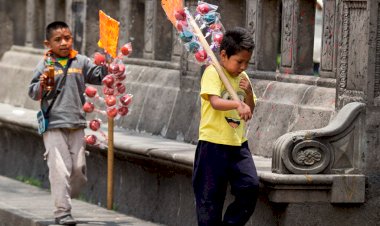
[118,106,129,116]
[89,119,101,131]
[85,86,97,98]
[120,94,133,106]
[83,102,94,113]
[107,107,118,118]
[85,134,97,145]
[105,95,117,107]
[102,75,115,88]
[94,52,106,65]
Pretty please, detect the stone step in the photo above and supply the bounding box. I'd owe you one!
[0,175,164,226]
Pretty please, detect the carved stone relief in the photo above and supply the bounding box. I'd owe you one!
[338,1,367,106]
[321,0,335,72]
[144,0,154,55]
[281,0,293,68]
[375,4,380,100]
[246,0,257,67]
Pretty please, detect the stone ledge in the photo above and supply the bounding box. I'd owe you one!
[259,172,365,203]
[0,103,365,204]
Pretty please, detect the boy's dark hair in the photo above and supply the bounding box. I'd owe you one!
[220,27,255,58]
[45,21,70,40]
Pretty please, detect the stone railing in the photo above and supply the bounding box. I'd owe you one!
[265,102,366,203]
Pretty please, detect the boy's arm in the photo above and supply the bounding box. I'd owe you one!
[28,61,46,101]
[239,76,255,113]
[82,56,108,85]
[209,95,252,121]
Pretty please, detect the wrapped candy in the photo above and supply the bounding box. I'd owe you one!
[89,119,101,131]
[120,42,133,56]
[179,30,194,43]
[195,49,208,63]
[196,1,218,15]
[169,1,225,65]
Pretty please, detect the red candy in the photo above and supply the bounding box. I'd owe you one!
[120,94,133,106]
[116,83,126,94]
[105,95,116,107]
[174,9,186,21]
[85,134,97,145]
[94,52,106,66]
[176,20,188,32]
[197,3,210,14]
[83,102,95,113]
[107,107,118,118]
[195,50,208,62]
[102,75,115,88]
[213,32,223,45]
[85,86,97,98]
[118,106,129,116]
[89,119,101,131]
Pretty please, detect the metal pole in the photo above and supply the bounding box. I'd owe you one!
[107,117,114,210]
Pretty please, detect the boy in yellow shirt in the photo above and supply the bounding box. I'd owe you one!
[193,27,259,226]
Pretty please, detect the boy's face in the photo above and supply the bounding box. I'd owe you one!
[220,49,252,77]
[44,28,73,58]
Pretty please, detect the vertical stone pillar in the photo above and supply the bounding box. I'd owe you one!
[25,0,36,47]
[70,0,86,53]
[45,0,56,25]
[143,0,156,59]
[171,28,182,63]
[25,0,44,48]
[246,0,258,71]
[280,0,315,75]
[119,0,132,49]
[143,0,173,61]
[319,0,338,78]
[336,0,368,109]
[250,0,281,72]
[65,0,73,28]
[335,0,380,174]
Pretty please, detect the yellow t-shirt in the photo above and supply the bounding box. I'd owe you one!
[199,65,257,146]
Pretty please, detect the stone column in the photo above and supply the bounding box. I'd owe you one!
[336,0,368,109]
[171,28,182,63]
[45,0,56,25]
[279,0,315,75]
[119,0,132,49]
[143,0,156,59]
[319,0,338,78]
[248,0,281,72]
[335,0,380,175]
[70,0,86,53]
[25,0,36,47]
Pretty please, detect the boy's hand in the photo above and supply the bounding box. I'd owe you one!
[236,101,252,121]
[239,76,252,95]
[39,73,48,88]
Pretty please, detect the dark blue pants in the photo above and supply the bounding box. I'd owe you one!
[192,140,259,226]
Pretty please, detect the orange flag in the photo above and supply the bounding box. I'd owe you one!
[161,0,184,25]
[98,10,120,58]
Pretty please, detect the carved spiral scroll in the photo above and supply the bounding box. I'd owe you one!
[282,140,332,174]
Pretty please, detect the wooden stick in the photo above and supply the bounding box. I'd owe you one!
[107,117,114,210]
[185,8,240,101]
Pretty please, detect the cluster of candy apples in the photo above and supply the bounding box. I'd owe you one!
[174,1,224,63]
[84,43,134,147]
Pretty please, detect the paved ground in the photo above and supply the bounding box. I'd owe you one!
[0,175,164,226]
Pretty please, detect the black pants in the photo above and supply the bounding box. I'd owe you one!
[192,141,259,226]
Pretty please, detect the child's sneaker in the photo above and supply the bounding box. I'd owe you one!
[55,214,77,225]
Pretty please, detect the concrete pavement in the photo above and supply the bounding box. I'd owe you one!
[0,175,164,226]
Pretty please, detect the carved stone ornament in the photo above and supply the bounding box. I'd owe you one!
[283,140,331,174]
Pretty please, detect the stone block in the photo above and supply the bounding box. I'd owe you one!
[330,175,365,203]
